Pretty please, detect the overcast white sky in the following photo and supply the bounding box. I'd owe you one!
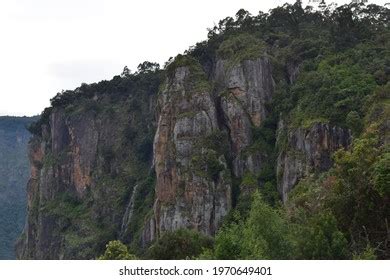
[0,0,386,116]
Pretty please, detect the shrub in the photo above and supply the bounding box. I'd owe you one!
[217,34,266,68]
[353,245,377,260]
[207,192,294,259]
[99,240,137,260]
[165,54,210,93]
[146,229,213,260]
[292,212,348,259]
[372,152,390,197]
[191,149,225,181]
[346,110,363,136]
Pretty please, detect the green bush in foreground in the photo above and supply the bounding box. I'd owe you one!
[99,240,137,260]
[146,229,213,260]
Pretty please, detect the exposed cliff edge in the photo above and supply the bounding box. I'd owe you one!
[152,62,232,238]
[276,121,351,202]
[215,57,275,177]
[16,75,160,259]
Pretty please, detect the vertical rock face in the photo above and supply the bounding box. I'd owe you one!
[152,65,232,238]
[51,109,98,199]
[17,80,159,259]
[17,136,44,259]
[17,109,100,259]
[276,121,351,202]
[145,55,276,242]
[214,57,275,176]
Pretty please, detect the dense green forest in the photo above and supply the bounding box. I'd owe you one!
[20,0,389,260]
[0,116,36,259]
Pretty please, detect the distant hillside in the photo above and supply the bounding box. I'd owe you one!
[0,116,36,259]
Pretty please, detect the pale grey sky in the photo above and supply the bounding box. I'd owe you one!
[0,0,386,116]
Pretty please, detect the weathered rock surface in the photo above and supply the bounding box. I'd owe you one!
[214,57,275,177]
[16,109,100,259]
[17,85,158,259]
[276,121,351,202]
[152,65,232,238]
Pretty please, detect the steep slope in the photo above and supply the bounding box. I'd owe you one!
[276,122,351,202]
[151,58,232,238]
[16,72,161,259]
[215,56,275,177]
[0,116,36,259]
[17,2,389,259]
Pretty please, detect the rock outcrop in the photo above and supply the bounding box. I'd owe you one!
[17,109,104,258]
[17,79,159,259]
[276,121,351,202]
[214,57,275,177]
[152,64,232,238]
[144,56,275,242]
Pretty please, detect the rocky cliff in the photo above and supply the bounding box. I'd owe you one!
[276,121,351,202]
[17,42,357,260]
[152,61,231,239]
[215,57,275,177]
[16,75,160,259]
[147,55,277,240]
[16,51,353,259]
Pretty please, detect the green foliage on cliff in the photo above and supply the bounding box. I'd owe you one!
[189,130,231,182]
[165,54,211,93]
[124,174,156,249]
[330,134,389,257]
[191,149,225,181]
[373,152,390,197]
[217,33,266,68]
[29,62,162,133]
[289,52,377,128]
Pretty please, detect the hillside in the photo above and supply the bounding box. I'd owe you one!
[0,116,36,259]
[16,1,389,260]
